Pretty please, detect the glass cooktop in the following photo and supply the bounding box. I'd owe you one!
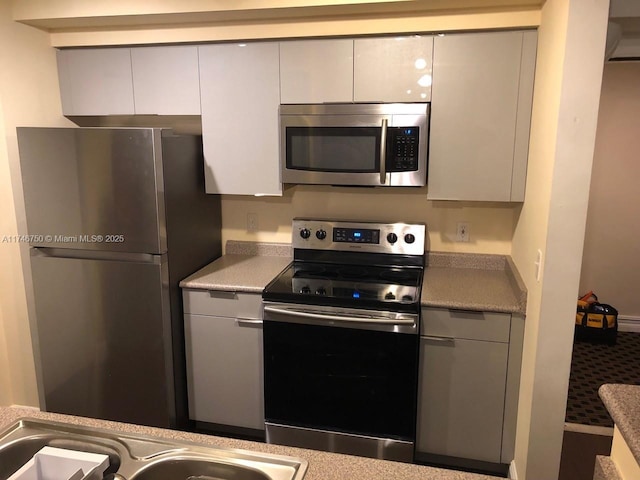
[262,261,423,312]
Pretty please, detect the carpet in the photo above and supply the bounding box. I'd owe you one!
[565,331,640,428]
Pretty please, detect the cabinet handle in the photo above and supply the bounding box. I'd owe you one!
[236,318,263,326]
[209,290,237,299]
[422,335,455,343]
[380,118,388,184]
[450,308,484,315]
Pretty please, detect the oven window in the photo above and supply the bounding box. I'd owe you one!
[286,127,380,172]
[264,320,418,440]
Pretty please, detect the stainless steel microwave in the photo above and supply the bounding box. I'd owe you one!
[280,103,429,187]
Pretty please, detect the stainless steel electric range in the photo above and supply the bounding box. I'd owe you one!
[262,219,426,462]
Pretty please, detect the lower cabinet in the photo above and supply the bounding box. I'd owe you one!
[417,308,524,468]
[182,289,264,432]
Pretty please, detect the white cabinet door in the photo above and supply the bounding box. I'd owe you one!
[199,42,281,195]
[131,45,201,115]
[184,313,264,430]
[354,36,433,102]
[427,30,537,201]
[57,48,134,115]
[280,39,354,104]
[416,336,508,463]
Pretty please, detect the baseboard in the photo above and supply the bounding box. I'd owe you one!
[618,316,640,333]
[564,422,614,436]
[509,460,518,480]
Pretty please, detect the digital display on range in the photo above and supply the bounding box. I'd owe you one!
[333,228,380,244]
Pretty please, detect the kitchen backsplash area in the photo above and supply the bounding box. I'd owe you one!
[220,184,521,255]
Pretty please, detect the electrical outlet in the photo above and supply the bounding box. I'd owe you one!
[456,222,470,242]
[247,213,258,232]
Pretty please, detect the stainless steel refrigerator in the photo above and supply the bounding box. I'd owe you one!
[17,127,221,429]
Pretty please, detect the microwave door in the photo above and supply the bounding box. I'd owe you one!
[281,114,391,187]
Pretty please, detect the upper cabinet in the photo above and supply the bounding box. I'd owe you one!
[279,36,434,104]
[198,42,282,196]
[57,48,135,115]
[354,36,433,103]
[55,31,536,199]
[427,30,537,202]
[280,39,354,104]
[57,46,201,115]
[131,45,201,115]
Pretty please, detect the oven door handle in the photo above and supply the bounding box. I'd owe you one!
[263,305,415,326]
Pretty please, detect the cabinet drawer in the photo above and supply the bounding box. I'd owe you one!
[183,288,262,319]
[421,307,510,343]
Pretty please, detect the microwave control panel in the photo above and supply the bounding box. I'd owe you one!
[386,127,420,172]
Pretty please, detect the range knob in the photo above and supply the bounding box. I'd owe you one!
[316,229,327,240]
[404,233,416,244]
[300,228,311,239]
[316,287,327,296]
[386,233,398,244]
[402,294,414,302]
[385,292,396,300]
[300,286,311,294]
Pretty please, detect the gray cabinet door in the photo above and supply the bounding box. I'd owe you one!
[184,313,264,430]
[280,39,354,104]
[354,35,434,102]
[131,45,201,114]
[57,48,135,115]
[417,336,508,463]
[198,42,281,195]
[427,30,537,201]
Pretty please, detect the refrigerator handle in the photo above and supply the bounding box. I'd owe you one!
[31,247,161,264]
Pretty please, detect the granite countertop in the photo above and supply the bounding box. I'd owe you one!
[0,407,501,480]
[599,384,640,464]
[180,242,527,315]
[422,252,527,314]
[180,241,292,292]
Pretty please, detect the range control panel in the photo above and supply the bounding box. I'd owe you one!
[292,219,426,256]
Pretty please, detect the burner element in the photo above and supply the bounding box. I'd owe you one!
[337,266,369,278]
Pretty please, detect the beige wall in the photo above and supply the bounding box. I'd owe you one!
[0,100,13,406]
[11,0,541,47]
[511,0,608,478]
[221,186,518,254]
[580,62,640,319]
[0,1,72,407]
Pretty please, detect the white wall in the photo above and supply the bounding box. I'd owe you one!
[0,1,72,407]
[580,62,640,320]
[511,0,609,478]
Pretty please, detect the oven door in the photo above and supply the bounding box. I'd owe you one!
[262,302,419,462]
[280,103,428,187]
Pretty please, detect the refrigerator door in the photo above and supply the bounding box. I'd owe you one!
[30,248,174,428]
[17,127,166,254]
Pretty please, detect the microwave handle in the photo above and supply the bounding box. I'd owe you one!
[380,118,388,184]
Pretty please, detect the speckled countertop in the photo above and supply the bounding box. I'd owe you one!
[599,384,640,464]
[180,241,292,292]
[180,242,527,314]
[422,252,527,314]
[0,407,501,480]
